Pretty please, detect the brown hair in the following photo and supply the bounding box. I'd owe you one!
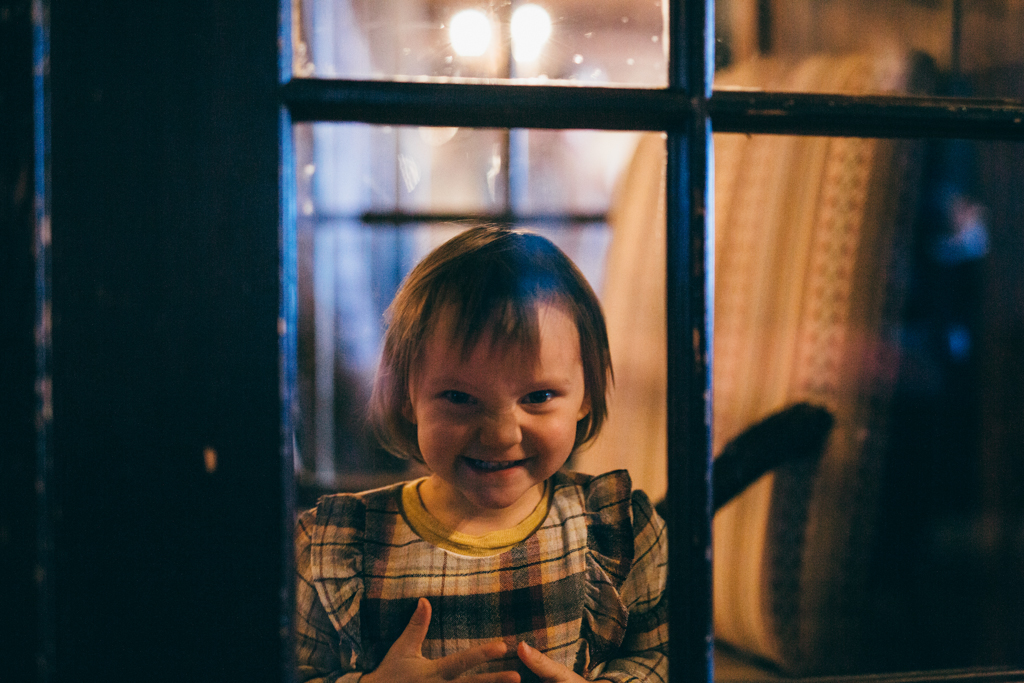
[369,225,612,462]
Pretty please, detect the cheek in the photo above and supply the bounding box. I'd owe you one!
[534,415,581,453]
[415,428,446,467]
[416,416,469,453]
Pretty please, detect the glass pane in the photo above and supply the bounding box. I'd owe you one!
[293,0,667,86]
[707,130,1023,677]
[292,122,639,504]
[715,0,1024,100]
[299,123,509,215]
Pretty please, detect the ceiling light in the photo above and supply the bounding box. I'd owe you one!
[511,4,551,63]
[450,9,492,57]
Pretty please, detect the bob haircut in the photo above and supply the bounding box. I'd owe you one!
[369,225,613,463]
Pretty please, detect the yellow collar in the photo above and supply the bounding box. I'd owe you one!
[401,478,552,557]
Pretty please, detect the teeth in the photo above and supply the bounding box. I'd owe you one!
[467,458,519,471]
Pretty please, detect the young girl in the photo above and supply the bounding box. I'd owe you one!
[295,226,668,683]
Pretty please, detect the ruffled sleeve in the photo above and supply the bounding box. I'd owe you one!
[580,470,634,666]
[295,495,368,683]
[580,471,669,683]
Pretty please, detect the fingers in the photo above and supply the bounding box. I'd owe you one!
[391,597,431,656]
[460,672,521,683]
[434,640,510,680]
[517,642,576,682]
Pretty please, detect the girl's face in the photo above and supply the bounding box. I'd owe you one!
[405,303,590,533]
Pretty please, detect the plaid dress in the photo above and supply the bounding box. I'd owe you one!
[295,469,668,683]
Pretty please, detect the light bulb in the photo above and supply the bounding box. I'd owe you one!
[450,10,492,57]
[511,4,551,63]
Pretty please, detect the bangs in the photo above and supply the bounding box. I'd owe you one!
[411,231,566,361]
[428,290,549,363]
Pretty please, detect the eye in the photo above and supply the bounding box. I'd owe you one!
[523,390,555,405]
[440,390,474,405]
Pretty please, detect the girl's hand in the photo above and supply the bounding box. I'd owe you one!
[363,598,520,683]
[515,642,588,683]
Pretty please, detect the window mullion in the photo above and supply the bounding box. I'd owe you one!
[665,2,714,683]
[281,78,692,130]
[710,90,1024,139]
[281,79,1024,141]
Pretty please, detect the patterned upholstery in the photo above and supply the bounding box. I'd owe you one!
[581,52,924,674]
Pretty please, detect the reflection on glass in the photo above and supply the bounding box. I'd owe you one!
[716,0,1024,99]
[293,0,667,86]
[292,122,636,505]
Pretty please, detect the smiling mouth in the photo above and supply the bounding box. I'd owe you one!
[464,458,524,472]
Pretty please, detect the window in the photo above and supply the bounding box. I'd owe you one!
[280,1,1024,681]
[283,2,713,680]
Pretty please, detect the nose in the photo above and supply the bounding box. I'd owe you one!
[478,408,522,450]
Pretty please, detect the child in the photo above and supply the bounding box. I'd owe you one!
[295,226,668,683]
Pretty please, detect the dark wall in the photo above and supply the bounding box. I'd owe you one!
[2,1,288,681]
[0,1,40,680]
